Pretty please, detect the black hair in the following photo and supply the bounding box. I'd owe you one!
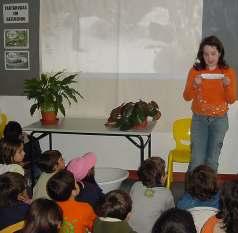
[3,121,23,142]
[0,172,26,207]
[47,170,76,201]
[216,181,238,233]
[152,208,196,233]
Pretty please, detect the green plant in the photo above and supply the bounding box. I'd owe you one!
[105,100,161,130]
[24,71,83,116]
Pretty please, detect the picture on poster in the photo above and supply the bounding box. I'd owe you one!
[3,3,29,23]
[5,51,30,70]
[4,29,29,49]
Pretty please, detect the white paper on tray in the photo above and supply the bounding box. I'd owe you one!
[201,73,224,80]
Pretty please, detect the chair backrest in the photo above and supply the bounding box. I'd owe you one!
[0,220,24,233]
[173,118,192,151]
[0,113,7,138]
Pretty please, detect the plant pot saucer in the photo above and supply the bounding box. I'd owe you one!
[40,118,59,125]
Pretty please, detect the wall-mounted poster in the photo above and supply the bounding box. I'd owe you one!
[4,29,29,49]
[5,51,30,70]
[3,3,29,24]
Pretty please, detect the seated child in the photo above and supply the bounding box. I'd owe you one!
[47,170,96,233]
[94,189,137,233]
[33,150,65,200]
[0,138,25,175]
[177,165,219,232]
[201,181,238,233]
[20,198,63,233]
[0,172,31,230]
[3,121,42,179]
[152,208,196,233]
[177,165,219,209]
[66,152,104,209]
[128,157,175,233]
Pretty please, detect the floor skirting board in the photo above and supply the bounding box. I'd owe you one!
[129,170,238,184]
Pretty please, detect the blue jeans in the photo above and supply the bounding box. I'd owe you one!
[188,113,228,172]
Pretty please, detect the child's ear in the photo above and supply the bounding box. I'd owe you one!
[161,173,167,186]
[72,188,79,198]
[17,190,31,204]
[71,182,80,198]
[125,212,132,221]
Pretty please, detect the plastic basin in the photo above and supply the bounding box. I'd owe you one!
[95,167,129,193]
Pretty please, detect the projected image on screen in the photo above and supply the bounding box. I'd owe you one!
[40,0,202,78]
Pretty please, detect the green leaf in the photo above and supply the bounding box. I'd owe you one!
[30,104,39,116]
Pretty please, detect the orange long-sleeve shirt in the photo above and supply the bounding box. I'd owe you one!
[57,199,96,233]
[183,67,237,116]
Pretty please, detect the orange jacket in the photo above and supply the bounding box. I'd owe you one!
[57,199,96,233]
[183,67,237,116]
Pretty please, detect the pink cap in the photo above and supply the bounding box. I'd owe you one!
[66,152,96,181]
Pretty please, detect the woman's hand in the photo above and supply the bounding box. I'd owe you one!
[222,76,230,87]
[193,75,202,88]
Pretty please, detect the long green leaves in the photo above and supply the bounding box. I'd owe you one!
[24,71,83,116]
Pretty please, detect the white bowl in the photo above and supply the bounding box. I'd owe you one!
[95,167,129,193]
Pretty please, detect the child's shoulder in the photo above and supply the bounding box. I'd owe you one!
[70,199,95,212]
[131,181,172,194]
[0,163,24,176]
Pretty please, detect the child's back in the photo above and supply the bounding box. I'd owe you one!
[47,169,96,233]
[94,190,137,233]
[0,172,30,230]
[33,150,65,200]
[128,157,174,233]
[66,152,104,208]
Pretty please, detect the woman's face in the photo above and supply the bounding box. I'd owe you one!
[203,45,221,70]
[13,143,25,163]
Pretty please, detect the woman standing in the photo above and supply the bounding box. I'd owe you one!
[183,35,237,171]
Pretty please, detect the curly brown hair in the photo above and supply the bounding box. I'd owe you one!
[187,165,218,200]
[138,157,165,188]
[217,181,238,233]
[96,190,132,220]
[194,35,229,70]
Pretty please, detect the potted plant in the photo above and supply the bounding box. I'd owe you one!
[105,100,161,130]
[24,71,83,124]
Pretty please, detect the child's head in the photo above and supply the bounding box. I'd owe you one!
[138,157,166,188]
[37,150,65,173]
[152,208,196,233]
[195,35,227,70]
[21,198,63,233]
[217,181,238,232]
[0,172,27,208]
[66,152,96,182]
[0,138,25,164]
[96,190,132,220]
[3,121,23,142]
[47,170,79,201]
[187,165,217,201]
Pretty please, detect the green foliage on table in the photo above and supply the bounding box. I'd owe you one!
[24,71,83,116]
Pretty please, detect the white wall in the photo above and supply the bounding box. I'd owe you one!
[1,87,238,174]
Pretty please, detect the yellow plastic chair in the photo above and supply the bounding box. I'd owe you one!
[0,220,24,233]
[166,118,192,189]
[0,113,7,139]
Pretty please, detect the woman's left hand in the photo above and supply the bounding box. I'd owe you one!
[222,76,230,87]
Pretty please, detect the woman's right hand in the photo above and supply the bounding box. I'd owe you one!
[193,75,202,88]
